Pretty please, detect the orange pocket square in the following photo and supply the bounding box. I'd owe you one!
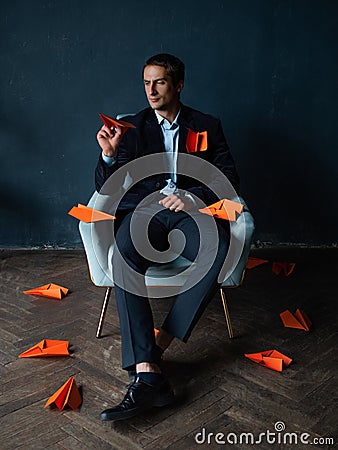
[186,129,208,153]
[44,376,82,411]
[99,113,136,136]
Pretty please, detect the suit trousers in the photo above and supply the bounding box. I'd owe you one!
[112,202,229,370]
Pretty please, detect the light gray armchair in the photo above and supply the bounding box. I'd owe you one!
[79,191,255,339]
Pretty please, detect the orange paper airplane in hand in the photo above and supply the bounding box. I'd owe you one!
[19,339,70,358]
[99,113,136,136]
[280,308,311,331]
[245,349,292,372]
[23,283,68,300]
[272,262,296,276]
[246,257,269,269]
[199,198,244,222]
[186,129,208,153]
[68,204,116,223]
[44,376,82,411]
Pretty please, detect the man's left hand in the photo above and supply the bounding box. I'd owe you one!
[159,194,193,212]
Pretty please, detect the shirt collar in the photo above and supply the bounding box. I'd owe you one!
[155,109,181,129]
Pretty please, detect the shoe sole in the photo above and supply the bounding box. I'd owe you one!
[152,391,175,407]
[100,392,175,422]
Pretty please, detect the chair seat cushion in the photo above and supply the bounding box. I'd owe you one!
[145,256,195,287]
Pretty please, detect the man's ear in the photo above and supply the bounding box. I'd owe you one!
[176,80,184,93]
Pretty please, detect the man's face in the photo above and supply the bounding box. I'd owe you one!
[143,65,183,112]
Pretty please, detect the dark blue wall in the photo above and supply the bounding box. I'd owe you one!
[1,0,337,246]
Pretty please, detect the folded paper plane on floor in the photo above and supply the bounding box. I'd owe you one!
[99,113,136,135]
[19,339,70,358]
[68,204,116,223]
[44,376,82,411]
[186,129,208,152]
[245,349,292,372]
[246,257,269,269]
[280,308,311,331]
[272,261,296,276]
[23,283,68,300]
[199,198,244,222]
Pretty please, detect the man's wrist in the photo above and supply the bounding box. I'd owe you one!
[102,151,117,167]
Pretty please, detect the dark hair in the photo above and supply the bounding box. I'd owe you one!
[143,53,185,86]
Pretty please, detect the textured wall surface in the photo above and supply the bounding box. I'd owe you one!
[1,0,337,246]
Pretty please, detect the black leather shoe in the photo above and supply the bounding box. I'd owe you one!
[125,369,136,389]
[100,376,175,421]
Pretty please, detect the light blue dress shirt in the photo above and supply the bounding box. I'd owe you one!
[154,109,180,195]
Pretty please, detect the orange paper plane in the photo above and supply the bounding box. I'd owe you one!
[246,257,269,269]
[99,113,136,136]
[245,349,292,372]
[186,129,208,153]
[23,283,68,300]
[272,262,296,276]
[68,204,116,223]
[44,376,82,411]
[19,339,70,358]
[199,198,244,222]
[280,308,312,331]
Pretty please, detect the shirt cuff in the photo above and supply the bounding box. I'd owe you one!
[102,151,116,167]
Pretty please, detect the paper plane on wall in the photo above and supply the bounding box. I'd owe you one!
[99,113,136,135]
[18,339,70,358]
[199,198,244,222]
[280,308,311,331]
[23,283,68,300]
[68,204,116,223]
[272,262,296,276]
[186,129,208,153]
[44,376,82,411]
[246,257,269,269]
[245,349,292,372]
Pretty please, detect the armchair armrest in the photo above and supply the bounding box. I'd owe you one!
[220,196,255,287]
[79,192,115,287]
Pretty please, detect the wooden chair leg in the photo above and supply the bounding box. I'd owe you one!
[220,287,234,339]
[96,287,112,339]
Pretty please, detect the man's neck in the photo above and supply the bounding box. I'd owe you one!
[155,103,181,124]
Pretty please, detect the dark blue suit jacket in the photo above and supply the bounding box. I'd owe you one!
[95,104,240,212]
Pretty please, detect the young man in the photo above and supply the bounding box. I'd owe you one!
[95,53,240,421]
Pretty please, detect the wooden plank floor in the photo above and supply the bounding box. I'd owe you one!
[0,248,337,449]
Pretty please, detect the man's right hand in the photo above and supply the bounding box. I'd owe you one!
[97,125,123,157]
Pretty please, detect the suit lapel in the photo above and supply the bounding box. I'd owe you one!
[177,106,195,183]
[178,105,195,154]
[144,110,165,155]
